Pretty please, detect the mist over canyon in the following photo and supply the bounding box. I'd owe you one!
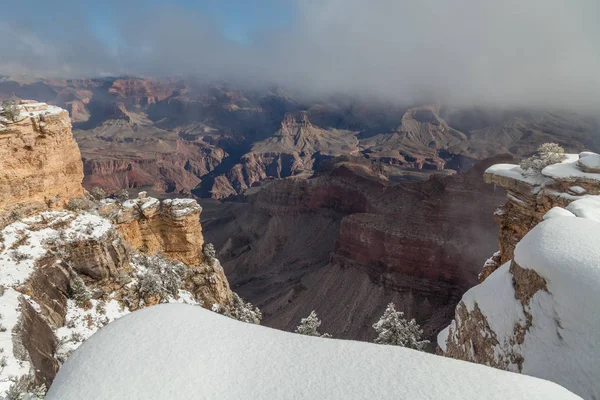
[1,75,598,344]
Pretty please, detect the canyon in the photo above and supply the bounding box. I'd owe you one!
[1,77,599,200]
[0,101,250,397]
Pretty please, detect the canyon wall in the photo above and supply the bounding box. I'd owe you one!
[203,157,509,341]
[0,101,85,213]
[438,152,600,400]
[0,100,237,397]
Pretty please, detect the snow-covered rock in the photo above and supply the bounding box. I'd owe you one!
[440,169,600,399]
[48,304,579,400]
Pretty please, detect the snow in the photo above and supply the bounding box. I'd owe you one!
[542,153,600,182]
[543,206,575,220]
[569,185,587,195]
[0,289,32,395]
[485,164,551,186]
[460,262,526,370]
[62,213,113,241]
[0,103,63,123]
[566,196,600,221]
[162,198,202,217]
[578,152,600,171]
[47,304,579,400]
[512,216,600,400]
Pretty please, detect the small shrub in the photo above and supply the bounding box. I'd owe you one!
[10,250,32,262]
[202,243,216,265]
[213,294,262,325]
[372,303,428,350]
[295,310,331,338]
[0,355,7,368]
[89,187,107,201]
[66,197,94,212]
[70,272,91,307]
[0,101,20,122]
[8,210,23,223]
[117,189,130,203]
[138,255,188,301]
[520,142,566,173]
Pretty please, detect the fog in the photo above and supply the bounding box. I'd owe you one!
[1,0,599,111]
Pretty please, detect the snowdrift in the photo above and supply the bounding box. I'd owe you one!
[47,304,579,399]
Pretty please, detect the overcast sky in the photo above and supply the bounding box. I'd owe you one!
[1,0,599,110]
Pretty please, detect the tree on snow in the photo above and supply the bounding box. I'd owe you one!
[520,142,566,173]
[211,293,262,325]
[295,311,331,338]
[372,303,428,350]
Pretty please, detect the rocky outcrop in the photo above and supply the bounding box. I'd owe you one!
[208,111,359,199]
[103,195,205,266]
[359,105,469,169]
[0,101,85,213]
[438,152,600,400]
[480,152,600,279]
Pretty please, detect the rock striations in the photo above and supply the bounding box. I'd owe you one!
[0,101,85,215]
[438,152,600,400]
[0,101,239,398]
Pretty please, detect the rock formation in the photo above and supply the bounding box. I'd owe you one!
[3,77,600,200]
[0,101,85,214]
[437,152,600,400]
[0,101,245,398]
[203,156,511,341]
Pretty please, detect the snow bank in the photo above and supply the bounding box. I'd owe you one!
[566,196,600,221]
[542,153,600,182]
[48,304,579,400]
[485,164,551,186]
[513,216,600,399]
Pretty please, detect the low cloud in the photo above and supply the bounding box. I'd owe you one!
[1,0,599,111]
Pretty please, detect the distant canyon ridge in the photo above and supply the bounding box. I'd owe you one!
[2,76,599,341]
[1,76,598,199]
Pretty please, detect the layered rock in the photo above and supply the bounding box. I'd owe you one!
[0,101,85,213]
[438,152,600,400]
[102,195,204,266]
[208,111,359,198]
[203,157,509,341]
[0,101,240,397]
[480,152,600,279]
[0,205,236,397]
[359,105,469,169]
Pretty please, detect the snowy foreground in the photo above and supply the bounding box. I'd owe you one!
[47,304,579,400]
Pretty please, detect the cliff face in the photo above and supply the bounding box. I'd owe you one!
[0,101,85,213]
[103,196,205,266]
[438,152,600,400]
[0,100,240,397]
[203,157,508,341]
[479,153,600,280]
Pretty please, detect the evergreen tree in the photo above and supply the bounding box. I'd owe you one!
[372,303,428,350]
[295,311,331,338]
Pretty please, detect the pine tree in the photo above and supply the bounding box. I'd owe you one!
[372,303,428,350]
[70,273,91,307]
[295,311,331,338]
[520,142,566,173]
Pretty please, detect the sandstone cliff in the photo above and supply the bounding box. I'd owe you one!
[0,100,245,398]
[0,101,85,214]
[437,152,600,400]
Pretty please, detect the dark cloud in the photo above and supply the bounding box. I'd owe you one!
[1,0,599,111]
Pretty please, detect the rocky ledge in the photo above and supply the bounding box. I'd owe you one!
[480,151,600,280]
[438,152,600,400]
